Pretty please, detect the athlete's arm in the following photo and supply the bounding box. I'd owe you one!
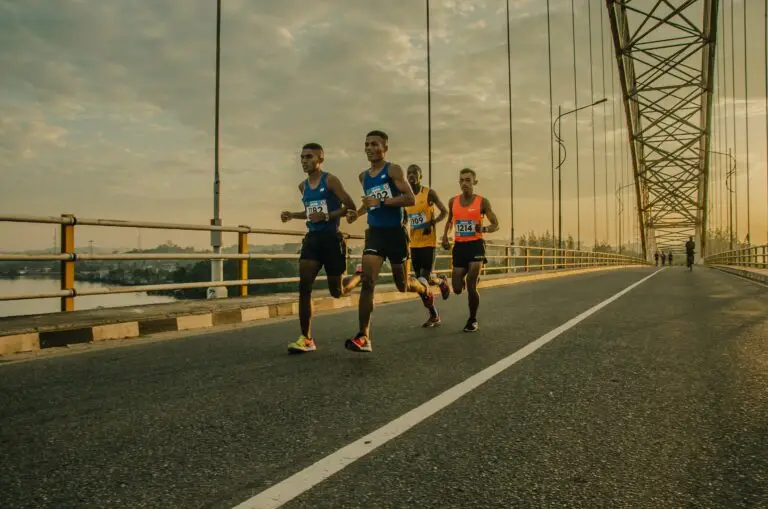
[427,188,448,225]
[280,182,308,222]
[480,197,500,234]
[441,197,454,249]
[325,173,356,222]
[353,171,369,220]
[380,164,415,208]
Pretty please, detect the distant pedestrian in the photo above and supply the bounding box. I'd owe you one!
[654,252,659,266]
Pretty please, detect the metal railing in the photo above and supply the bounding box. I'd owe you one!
[704,244,768,269]
[0,213,649,312]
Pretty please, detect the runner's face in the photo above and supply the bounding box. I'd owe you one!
[407,166,421,186]
[364,136,386,163]
[300,149,321,173]
[459,172,475,193]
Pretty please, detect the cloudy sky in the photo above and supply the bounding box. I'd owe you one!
[1,0,765,252]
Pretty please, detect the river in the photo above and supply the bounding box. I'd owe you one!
[0,278,178,318]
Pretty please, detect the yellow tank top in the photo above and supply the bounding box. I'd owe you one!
[405,186,436,248]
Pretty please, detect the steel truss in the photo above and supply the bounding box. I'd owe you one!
[606,0,718,258]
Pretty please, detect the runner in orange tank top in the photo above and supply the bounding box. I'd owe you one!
[441,168,499,332]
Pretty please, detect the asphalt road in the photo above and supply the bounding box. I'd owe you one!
[1,267,766,509]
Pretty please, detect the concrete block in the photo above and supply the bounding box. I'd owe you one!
[138,317,180,335]
[0,333,40,355]
[212,309,243,326]
[92,322,140,341]
[177,314,213,331]
[241,306,270,322]
[39,328,94,349]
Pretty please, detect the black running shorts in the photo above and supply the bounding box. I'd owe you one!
[299,230,348,276]
[363,226,409,265]
[452,239,487,269]
[410,246,436,275]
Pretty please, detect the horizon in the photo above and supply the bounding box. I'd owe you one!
[1,0,766,253]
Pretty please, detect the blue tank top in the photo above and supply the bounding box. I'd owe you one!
[302,172,341,232]
[363,162,404,228]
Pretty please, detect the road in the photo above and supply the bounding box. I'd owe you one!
[1,267,766,509]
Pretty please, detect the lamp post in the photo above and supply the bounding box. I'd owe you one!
[208,0,226,299]
[710,149,736,250]
[552,98,607,249]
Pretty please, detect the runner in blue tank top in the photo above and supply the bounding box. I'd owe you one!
[344,130,438,353]
[280,142,362,354]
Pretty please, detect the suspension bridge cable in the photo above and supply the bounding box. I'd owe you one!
[609,5,618,250]
[742,0,751,243]
[730,0,738,243]
[505,0,515,244]
[599,1,609,247]
[426,0,432,187]
[720,4,729,242]
[546,0,556,247]
[570,0,582,248]
[765,0,768,244]
[584,0,594,247]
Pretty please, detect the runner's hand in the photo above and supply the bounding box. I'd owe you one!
[346,209,358,223]
[280,211,292,223]
[441,236,451,250]
[362,195,380,209]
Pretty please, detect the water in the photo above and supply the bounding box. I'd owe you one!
[0,278,178,318]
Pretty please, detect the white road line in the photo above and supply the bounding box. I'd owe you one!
[232,269,662,509]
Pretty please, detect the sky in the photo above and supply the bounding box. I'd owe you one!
[0,0,766,253]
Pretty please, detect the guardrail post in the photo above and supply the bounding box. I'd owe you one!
[238,226,249,297]
[60,214,75,312]
[505,245,511,273]
[524,247,529,272]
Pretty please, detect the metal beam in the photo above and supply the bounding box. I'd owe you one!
[606,0,719,257]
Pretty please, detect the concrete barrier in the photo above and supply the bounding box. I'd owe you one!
[0,265,640,357]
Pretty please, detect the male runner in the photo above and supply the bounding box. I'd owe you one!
[280,142,361,353]
[685,236,695,271]
[405,164,451,324]
[441,168,499,332]
[345,130,438,352]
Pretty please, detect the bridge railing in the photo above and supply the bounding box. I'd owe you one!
[704,244,768,269]
[0,213,649,312]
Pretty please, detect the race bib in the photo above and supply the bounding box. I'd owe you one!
[455,219,477,237]
[408,212,428,229]
[304,199,328,216]
[366,183,393,210]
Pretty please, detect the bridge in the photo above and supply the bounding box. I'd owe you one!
[1,0,768,508]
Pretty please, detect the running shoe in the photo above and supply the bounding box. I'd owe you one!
[288,335,316,353]
[345,333,372,352]
[437,276,451,300]
[463,318,479,333]
[422,314,442,328]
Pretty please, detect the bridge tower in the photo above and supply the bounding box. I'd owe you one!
[606,0,719,260]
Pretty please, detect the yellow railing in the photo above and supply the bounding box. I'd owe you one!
[0,213,649,312]
[704,244,768,269]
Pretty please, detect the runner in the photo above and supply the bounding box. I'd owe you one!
[280,142,362,353]
[345,130,438,352]
[441,168,499,332]
[404,164,451,326]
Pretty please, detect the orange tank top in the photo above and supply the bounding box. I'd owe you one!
[452,194,483,243]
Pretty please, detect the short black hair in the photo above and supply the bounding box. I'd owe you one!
[302,142,324,151]
[460,167,477,178]
[366,130,388,142]
[407,164,422,176]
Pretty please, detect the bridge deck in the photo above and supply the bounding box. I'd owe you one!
[1,267,766,508]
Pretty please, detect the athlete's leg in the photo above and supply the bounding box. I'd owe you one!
[357,253,384,337]
[298,259,322,338]
[465,261,483,321]
[452,267,468,294]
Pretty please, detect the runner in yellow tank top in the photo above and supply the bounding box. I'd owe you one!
[405,165,451,327]
[442,168,499,332]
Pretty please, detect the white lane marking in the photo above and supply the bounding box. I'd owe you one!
[232,269,662,509]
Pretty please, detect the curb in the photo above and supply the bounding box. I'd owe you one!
[0,265,638,356]
[709,265,768,286]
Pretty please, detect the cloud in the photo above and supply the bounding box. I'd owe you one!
[0,0,765,252]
